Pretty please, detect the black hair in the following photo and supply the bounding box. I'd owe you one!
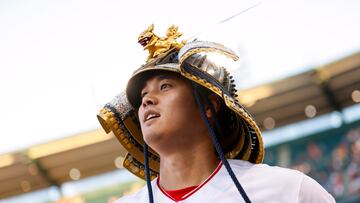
[194,83,242,156]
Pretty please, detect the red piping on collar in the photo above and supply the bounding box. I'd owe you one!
[157,161,223,202]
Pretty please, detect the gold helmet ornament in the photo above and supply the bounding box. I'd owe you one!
[97,24,264,180]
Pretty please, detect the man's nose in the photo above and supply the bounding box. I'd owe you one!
[141,93,158,107]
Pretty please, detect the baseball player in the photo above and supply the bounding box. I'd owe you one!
[97,25,335,203]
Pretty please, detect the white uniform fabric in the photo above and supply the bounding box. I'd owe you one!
[115,160,335,203]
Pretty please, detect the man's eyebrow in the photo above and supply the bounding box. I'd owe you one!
[140,74,175,93]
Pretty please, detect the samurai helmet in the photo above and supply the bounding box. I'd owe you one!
[97,24,264,180]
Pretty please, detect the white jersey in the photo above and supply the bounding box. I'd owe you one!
[115,160,335,203]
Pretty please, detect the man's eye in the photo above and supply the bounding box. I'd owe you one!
[160,83,171,90]
[141,92,148,98]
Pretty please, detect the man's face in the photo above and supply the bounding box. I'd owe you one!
[138,72,206,153]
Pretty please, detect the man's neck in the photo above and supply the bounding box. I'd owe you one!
[158,143,219,190]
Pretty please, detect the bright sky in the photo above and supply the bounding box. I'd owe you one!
[0,0,359,154]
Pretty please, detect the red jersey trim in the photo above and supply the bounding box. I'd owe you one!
[157,161,223,202]
[163,185,198,201]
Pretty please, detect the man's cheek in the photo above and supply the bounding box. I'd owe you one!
[137,109,143,124]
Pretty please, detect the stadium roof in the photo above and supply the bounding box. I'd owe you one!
[240,52,360,130]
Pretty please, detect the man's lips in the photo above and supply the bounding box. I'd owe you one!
[143,109,160,123]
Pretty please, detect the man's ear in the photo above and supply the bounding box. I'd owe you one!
[205,94,221,118]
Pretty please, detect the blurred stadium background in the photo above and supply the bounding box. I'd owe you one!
[1,52,359,203]
[1,0,359,202]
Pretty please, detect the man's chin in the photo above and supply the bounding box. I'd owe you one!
[143,132,163,146]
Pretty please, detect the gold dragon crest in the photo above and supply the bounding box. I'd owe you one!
[138,24,186,61]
